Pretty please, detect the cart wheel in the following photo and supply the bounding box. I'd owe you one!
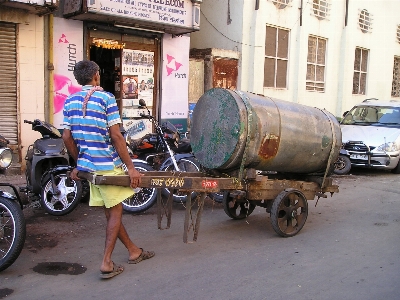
[270,189,308,237]
[223,191,255,220]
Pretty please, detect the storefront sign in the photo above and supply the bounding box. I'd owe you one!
[161,34,189,120]
[8,0,56,5]
[87,0,197,29]
[53,17,83,129]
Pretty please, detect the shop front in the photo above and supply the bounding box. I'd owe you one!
[52,0,201,138]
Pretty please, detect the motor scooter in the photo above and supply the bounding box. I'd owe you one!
[21,119,82,216]
[0,134,26,272]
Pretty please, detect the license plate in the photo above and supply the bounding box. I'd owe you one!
[350,154,368,160]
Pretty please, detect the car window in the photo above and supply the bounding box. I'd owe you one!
[342,105,400,126]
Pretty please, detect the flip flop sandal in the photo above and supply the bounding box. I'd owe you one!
[128,248,155,264]
[100,262,124,279]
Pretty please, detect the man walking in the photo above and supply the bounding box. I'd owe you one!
[62,60,154,279]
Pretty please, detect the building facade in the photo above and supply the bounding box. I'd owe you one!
[0,2,56,172]
[0,0,202,173]
[190,0,400,118]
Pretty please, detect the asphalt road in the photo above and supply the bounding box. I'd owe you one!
[1,169,399,300]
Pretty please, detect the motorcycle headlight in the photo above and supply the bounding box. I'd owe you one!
[0,148,13,169]
[376,142,399,152]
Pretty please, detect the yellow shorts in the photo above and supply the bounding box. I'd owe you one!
[89,167,134,208]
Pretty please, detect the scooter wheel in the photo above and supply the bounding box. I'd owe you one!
[41,173,82,216]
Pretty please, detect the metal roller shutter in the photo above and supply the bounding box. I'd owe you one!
[0,22,17,146]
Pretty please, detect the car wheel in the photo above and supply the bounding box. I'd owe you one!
[333,155,351,175]
[391,160,400,174]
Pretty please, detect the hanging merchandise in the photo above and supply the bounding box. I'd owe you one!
[92,38,125,49]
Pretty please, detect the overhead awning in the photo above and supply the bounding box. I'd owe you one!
[0,0,58,16]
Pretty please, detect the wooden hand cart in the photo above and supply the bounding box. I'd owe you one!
[78,169,338,243]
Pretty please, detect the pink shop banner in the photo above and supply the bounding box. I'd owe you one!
[53,17,83,129]
[161,34,189,119]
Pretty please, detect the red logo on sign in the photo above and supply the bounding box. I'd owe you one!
[201,180,218,189]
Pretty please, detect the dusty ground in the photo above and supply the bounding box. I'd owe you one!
[1,169,399,300]
[0,172,220,256]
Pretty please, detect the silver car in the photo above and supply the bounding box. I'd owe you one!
[339,99,400,174]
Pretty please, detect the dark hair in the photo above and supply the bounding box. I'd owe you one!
[73,60,99,85]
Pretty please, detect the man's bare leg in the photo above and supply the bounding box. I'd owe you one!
[104,204,142,262]
[100,203,124,273]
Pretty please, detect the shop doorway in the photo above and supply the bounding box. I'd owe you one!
[89,46,121,97]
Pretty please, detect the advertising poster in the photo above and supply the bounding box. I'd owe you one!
[53,18,83,128]
[161,34,190,132]
[121,49,155,139]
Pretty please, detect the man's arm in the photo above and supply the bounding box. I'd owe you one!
[109,124,142,188]
[62,129,80,180]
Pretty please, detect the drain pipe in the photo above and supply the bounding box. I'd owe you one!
[44,14,54,123]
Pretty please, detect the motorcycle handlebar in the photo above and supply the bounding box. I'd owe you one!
[24,120,35,125]
[132,114,153,120]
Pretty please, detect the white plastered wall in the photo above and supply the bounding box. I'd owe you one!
[191,0,400,118]
[18,14,45,166]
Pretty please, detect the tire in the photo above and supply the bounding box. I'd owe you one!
[40,173,82,216]
[160,157,200,203]
[391,160,400,174]
[0,196,26,272]
[333,155,351,175]
[122,162,157,213]
[80,180,90,203]
[270,189,308,237]
[222,191,256,220]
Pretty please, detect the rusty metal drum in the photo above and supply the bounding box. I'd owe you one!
[191,88,341,175]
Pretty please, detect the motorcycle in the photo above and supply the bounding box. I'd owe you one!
[21,119,82,216]
[126,99,200,204]
[0,135,26,272]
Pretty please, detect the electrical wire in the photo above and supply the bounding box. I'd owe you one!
[200,0,310,48]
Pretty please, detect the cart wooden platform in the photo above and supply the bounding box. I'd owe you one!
[78,170,339,243]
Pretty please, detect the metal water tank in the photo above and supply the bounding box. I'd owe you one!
[191,88,341,175]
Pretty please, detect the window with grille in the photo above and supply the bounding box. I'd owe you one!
[359,9,372,33]
[392,57,400,97]
[353,47,368,95]
[312,0,330,20]
[264,26,289,89]
[270,0,292,9]
[306,36,326,92]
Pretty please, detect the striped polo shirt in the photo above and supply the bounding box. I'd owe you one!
[63,85,123,172]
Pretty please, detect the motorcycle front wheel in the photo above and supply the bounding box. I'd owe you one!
[0,196,26,272]
[161,157,200,203]
[41,173,82,216]
[122,162,157,213]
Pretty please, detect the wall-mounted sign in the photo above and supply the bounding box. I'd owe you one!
[161,34,189,119]
[86,0,199,30]
[53,17,83,129]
